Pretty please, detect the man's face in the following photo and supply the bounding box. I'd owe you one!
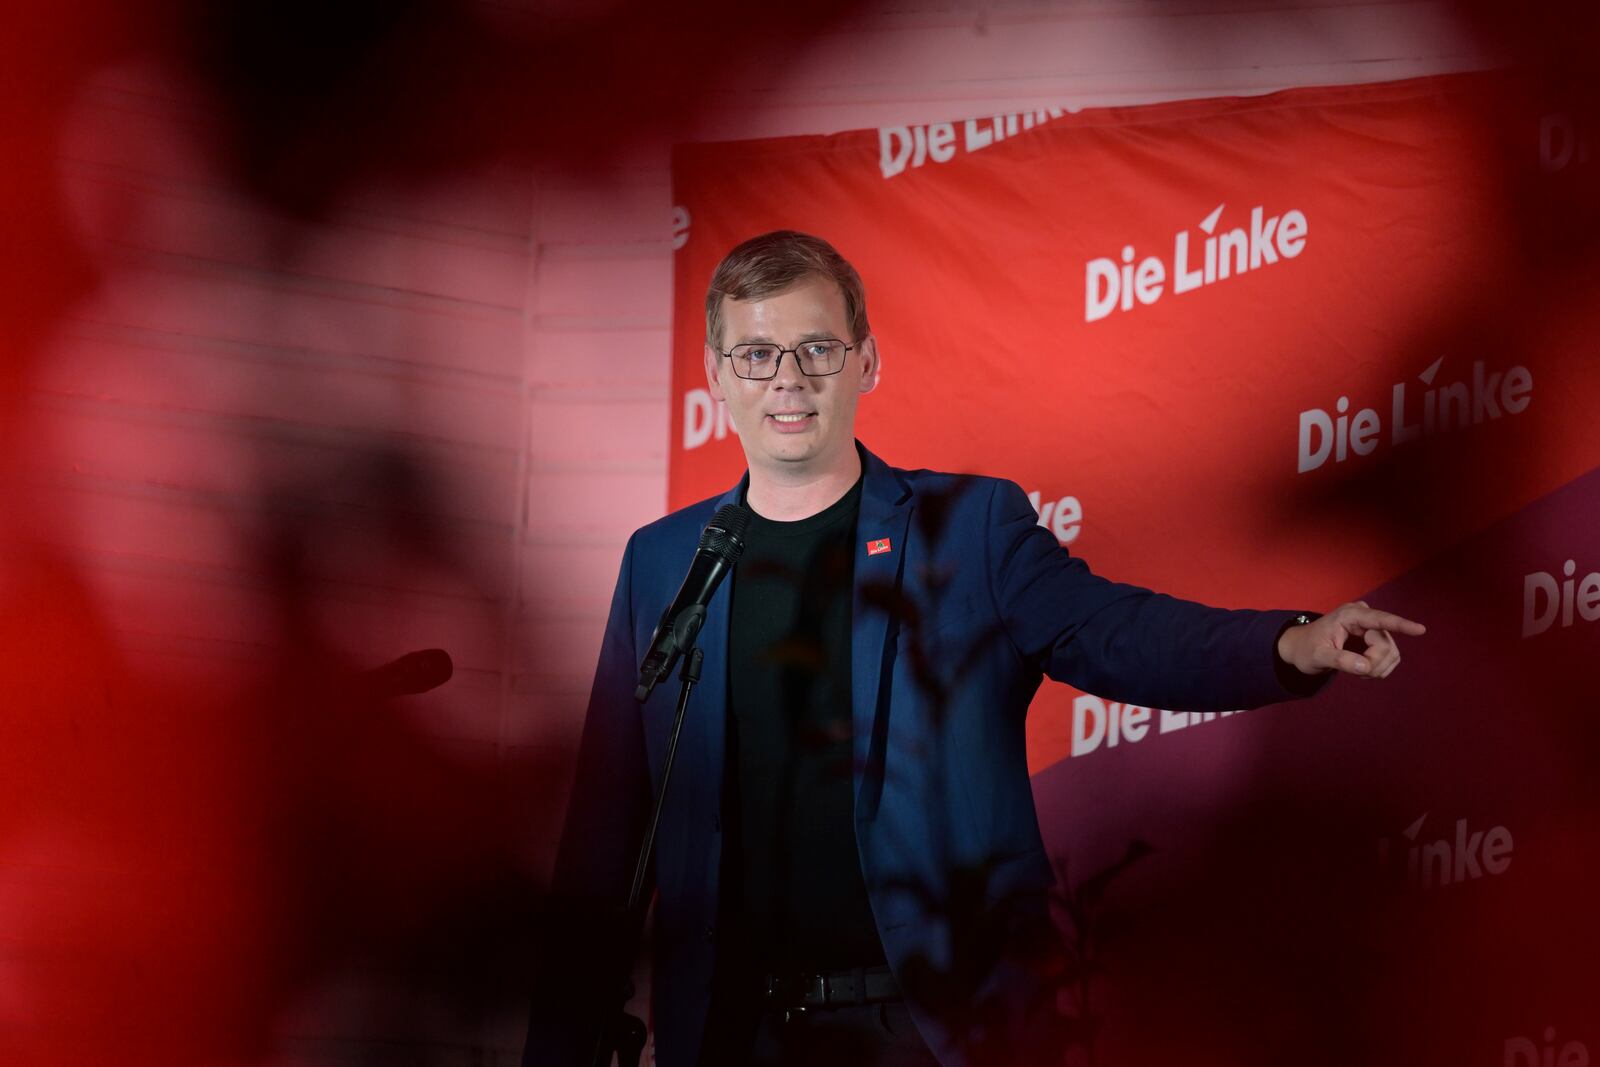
[703,275,879,477]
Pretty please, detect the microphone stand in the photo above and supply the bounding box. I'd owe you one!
[588,633,706,1067]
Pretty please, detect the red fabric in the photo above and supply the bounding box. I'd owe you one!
[669,73,1600,774]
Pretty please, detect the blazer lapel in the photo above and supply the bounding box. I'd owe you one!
[851,444,912,821]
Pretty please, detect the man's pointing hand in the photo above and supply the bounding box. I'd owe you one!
[1278,601,1426,680]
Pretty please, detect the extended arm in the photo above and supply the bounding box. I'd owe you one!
[984,479,1350,712]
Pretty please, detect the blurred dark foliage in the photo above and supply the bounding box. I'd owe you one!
[0,0,866,404]
[0,2,866,1063]
[3,1,1599,1065]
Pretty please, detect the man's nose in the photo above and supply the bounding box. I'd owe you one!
[770,350,808,388]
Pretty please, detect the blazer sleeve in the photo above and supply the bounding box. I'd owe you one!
[523,533,654,1066]
[983,479,1331,712]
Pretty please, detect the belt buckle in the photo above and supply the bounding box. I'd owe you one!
[781,975,827,1024]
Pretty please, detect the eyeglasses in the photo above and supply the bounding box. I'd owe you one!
[718,339,857,380]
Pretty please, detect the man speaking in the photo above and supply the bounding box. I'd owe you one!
[524,231,1424,1066]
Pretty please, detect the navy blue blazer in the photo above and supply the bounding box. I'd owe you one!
[526,443,1320,1067]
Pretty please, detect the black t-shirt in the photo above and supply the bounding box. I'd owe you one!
[715,473,886,977]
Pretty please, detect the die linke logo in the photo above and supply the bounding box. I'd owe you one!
[1376,813,1513,891]
[1070,695,1244,758]
[683,388,737,450]
[1506,1026,1590,1067]
[1297,356,1534,474]
[1084,202,1308,323]
[1540,111,1590,173]
[1027,489,1081,546]
[878,107,1069,180]
[1523,559,1600,638]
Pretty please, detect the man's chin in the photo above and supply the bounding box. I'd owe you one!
[756,439,825,467]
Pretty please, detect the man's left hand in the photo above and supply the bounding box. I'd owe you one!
[1278,601,1426,680]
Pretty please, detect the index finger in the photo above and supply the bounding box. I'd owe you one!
[1350,608,1426,636]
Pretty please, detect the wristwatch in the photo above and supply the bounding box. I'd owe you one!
[1274,611,1331,695]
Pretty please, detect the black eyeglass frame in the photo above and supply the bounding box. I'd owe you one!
[716,338,861,380]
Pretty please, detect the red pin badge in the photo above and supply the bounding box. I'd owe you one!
[866,538,892,556]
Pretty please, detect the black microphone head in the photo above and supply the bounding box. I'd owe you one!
[381,648,454,695]
[700,504,751,563]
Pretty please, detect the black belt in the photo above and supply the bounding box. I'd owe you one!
[763,964,900,1011]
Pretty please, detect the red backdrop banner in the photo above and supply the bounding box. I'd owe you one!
[670,73,1599,1061]
[670,72,1599,769]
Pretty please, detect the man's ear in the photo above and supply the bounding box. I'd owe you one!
[857,335,881,395]
[704,344,725,401]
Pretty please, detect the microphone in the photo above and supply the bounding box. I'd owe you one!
[359,648,454,697]
[635,504,751,702]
